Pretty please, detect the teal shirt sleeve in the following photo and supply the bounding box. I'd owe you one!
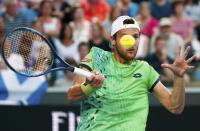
[79,48,94,71]
[147,65,160,92]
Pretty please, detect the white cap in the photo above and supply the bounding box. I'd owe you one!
[111,16,140,36]
[159,17,171,27]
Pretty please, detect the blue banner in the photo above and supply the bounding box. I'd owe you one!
[0,69,48,105]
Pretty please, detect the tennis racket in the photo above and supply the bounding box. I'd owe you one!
[2,27,93,77]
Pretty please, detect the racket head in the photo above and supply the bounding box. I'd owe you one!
[2,27,55,77]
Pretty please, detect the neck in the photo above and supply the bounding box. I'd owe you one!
[113,50,132,64]
[63,39,73,46]
[175,13,183,19]
[92,36,102,42]
[41,15,51,20]
[75,18,83,23]
[141,15,150,20]
[155,51,163,58]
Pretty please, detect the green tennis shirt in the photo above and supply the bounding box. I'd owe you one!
[77,47,159,131]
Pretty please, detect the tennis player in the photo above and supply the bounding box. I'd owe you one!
[68,16,195,131]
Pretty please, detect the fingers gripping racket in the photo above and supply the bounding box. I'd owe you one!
[2,27,93,77]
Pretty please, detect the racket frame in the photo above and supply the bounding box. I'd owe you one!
[2,27,92,77]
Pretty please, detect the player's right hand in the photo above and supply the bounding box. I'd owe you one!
[85,71,105,89]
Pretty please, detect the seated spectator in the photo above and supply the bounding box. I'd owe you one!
[145,36,173,85]
[184,0,200,41]
[37,0,61,38]
[0,17,5,50]
[136,1,159,37]
[66,0,82,6]
[103,6,121,36]
[171,0,194,44]
[53,24,80,62]
[1,0,29,34]
[70,7,90,44]
[116,0,139,17]
[88,22,111,51]
[0,1,4,14]
[54,57,78,89]
[78,42,90,61]
[81,0,110,22]
[18,0,38,23]
[107,0,117,6]
[31,20,43,33]
[151,17,184,60]
[52,0,73,24]
[0,17,7,70]
[151,0,172,20]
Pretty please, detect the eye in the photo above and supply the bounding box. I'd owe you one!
[133,34,139,39]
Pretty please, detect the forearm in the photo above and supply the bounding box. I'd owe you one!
[67,84,86,102]
[170,76,185,113]
[67,70,104,102]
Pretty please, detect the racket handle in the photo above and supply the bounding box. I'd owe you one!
[74,67,93,77]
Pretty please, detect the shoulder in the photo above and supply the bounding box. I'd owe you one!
[91,47,111,55]
[90,47,112,63]
[135,60,151,68]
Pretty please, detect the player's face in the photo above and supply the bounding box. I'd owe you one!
[112,28,140,62]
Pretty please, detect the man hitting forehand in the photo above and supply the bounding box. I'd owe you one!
[68,16,195,131]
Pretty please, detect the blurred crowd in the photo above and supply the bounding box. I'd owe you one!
[0,0,200,87]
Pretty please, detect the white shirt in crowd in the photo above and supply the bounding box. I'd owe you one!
[53,38,80,62]
[70,20,90,44]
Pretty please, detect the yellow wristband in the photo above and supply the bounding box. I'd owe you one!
[80,83,95,96]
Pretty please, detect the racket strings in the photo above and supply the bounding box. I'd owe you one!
[3,29,53,76]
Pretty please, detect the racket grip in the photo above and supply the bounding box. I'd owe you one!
[74,67,93,77]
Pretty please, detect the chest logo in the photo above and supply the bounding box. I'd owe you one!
[133,73,142,78]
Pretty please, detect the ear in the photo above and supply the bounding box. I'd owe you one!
[110,36,116,47]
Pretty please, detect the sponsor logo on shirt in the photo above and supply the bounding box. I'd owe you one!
[133,73,142,78]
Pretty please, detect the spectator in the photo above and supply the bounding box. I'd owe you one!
[136,1,159,37]
[151,17,184,60]
[18,0,38,23]
[103,6,121,36]
[145,36,173,85]
[66,0,82,6]
[116,0,139,17]
[37,0,61,38]
[31,20,43,33]
[0,1,5,14]
[54,57,78,89]
[1,0,29,34]
[52,0,73,24]
[151,0,172,20]
[0,17,5,48]
[107,0,117,6]
[70,7,90,44]
[171,0,194,44]
[88,22,111,51]
[0,16,7,70]
[81,0,110,22]
[184,0,200,41]
[53,24,80,62]
[78,42,90,61]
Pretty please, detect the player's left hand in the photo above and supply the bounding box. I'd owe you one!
[161,46,196,77]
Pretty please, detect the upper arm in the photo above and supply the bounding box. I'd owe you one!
[145,63,171,108]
